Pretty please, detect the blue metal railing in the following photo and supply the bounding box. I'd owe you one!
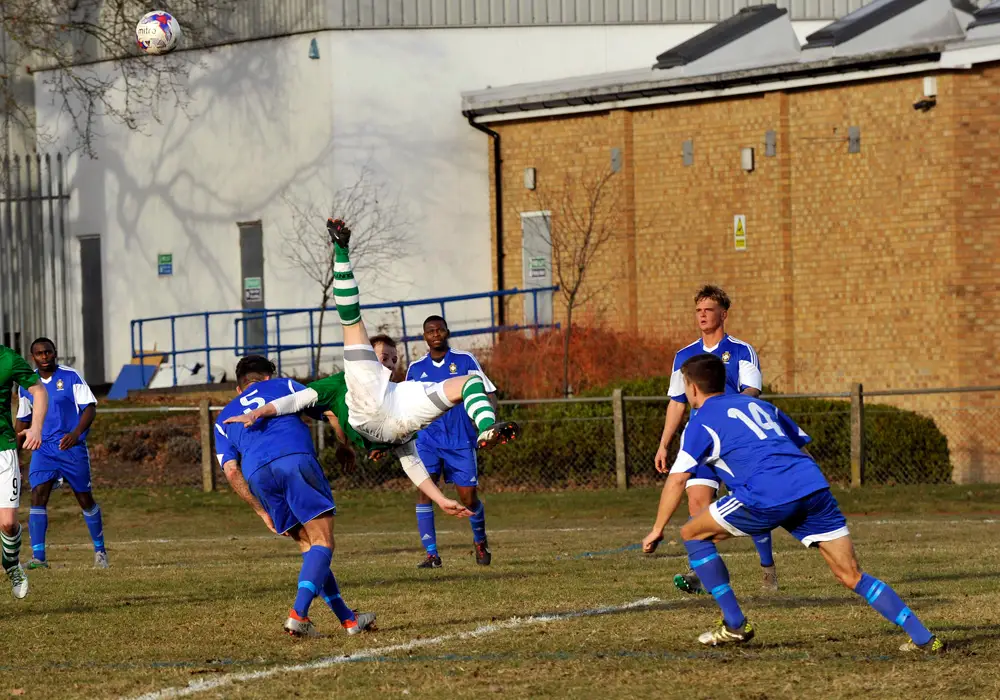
[130,287,559,386]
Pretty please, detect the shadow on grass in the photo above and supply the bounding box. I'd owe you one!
[899,570,1000,584]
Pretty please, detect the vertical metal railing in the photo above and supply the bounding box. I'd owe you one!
[0,154,70,358]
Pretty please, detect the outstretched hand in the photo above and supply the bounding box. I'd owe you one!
[441,499,474,518]
[224,410,262,429]
[642,529,664,554]
[19,427,42,451]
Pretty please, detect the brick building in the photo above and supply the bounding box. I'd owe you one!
[462,0,1000,481]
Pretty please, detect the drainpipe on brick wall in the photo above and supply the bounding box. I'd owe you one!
[466,116,506,327]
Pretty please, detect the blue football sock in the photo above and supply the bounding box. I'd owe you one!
[293,545,333,619]
[320,569,357,624]
[82,504,105,553]
[685,539,746,629]
[416,504,438,556]
[753,533,775,568]
[29,507,48,561]
[854,573,933,646]
[469,500,487,544]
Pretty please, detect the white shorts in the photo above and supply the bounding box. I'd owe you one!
[343,344,454,445]
[0,449,20,508]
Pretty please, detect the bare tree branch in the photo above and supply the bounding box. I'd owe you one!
[0,0,240,157]
[280,163,413,376]
[535,166,622,396]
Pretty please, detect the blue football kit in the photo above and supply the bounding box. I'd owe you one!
[405,349,496,487]
[405,348,496,558]
[214,378,335,535]
[216,376,364,628]
[670,335,762,490]
[18,366,98,493]
[18,365,105,563]
[673,393,938,650]
[670,393,846,544]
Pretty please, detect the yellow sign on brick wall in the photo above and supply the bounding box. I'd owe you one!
[734,214,747,251]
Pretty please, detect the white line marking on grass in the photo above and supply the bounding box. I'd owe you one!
[122,596,662,700]
[54,527,606,549]
[53,517,999,551]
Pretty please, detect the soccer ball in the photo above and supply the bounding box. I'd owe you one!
[135,11,181,55]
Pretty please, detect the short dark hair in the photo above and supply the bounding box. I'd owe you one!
[422,315,447,330]
[680,354,727,394]
[695,285,731,311]
[369,334,397,349]
[235,355,275,386]
[30,337,55,353]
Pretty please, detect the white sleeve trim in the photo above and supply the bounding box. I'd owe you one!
[738,360,763,392]
[668,368,686,399]
[465,354,498,393]
[271,388,319,416]
[668,450,699,475]
[470,370,497,394]
[73,382,98,407]
[16,397,32,420]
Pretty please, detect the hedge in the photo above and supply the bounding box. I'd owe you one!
[319,377,952,488]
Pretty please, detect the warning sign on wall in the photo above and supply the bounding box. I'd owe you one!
[734,215,747,251]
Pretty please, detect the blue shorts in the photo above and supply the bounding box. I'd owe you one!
[709,488,849,547]
[247,454,336,535]
[29,444,92,493]
[415,442,478,487]
[686,464,720,491]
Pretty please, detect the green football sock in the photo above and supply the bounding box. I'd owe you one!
[333,243,361,326]
[1,523,22,572]
[462,376,496,433]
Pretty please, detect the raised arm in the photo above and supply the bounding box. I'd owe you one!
[223,387,319,428]
[395,443,473,518]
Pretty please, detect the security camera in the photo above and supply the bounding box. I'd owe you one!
[913,98,937,112]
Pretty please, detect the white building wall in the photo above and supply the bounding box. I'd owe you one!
[36,21,828,382]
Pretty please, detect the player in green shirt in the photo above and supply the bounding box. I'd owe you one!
[1,344,49,599]
[226,219,520,516]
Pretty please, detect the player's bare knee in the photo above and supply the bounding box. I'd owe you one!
[442,376,467,404]
[680,520,703,540]
[75,490,96,510]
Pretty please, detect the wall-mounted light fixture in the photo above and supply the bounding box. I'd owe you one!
[524,167,536,190]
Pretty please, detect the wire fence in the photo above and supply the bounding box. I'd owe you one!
[28,385,1000,491]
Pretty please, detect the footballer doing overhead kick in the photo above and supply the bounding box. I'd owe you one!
[226,219,520,507]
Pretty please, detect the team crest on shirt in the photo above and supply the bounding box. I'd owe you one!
[56,379,65,390]
[721,352,731,364]
[448,363,458,375]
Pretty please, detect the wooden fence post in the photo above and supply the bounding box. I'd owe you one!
[850,383,865,488]
[200,400,216,493]
[612,388,629,490]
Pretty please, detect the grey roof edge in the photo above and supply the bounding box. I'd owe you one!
[462,44,947,118]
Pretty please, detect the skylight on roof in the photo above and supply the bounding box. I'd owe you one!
[654,5,786,69]
[969,0,1000,28]
[804,0,924,48]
